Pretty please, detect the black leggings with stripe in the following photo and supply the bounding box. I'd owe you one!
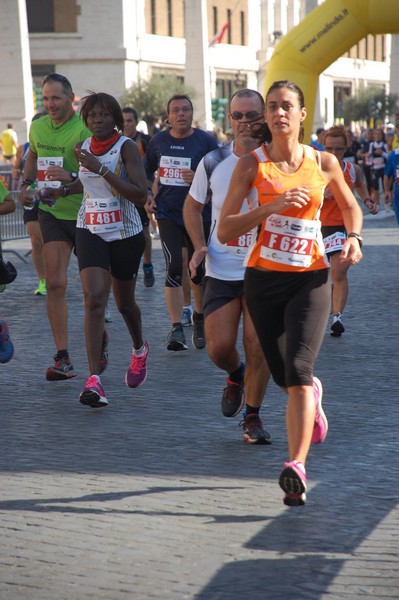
[158,219,210,288]
[244,267,331,388]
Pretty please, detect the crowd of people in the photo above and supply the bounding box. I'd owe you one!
[311,121,399,216]
[1,72,398,506]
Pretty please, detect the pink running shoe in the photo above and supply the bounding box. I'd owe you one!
[125,340,149,388]
[79,375,108,408]
[311,376,328,444]
[279,460,307,506]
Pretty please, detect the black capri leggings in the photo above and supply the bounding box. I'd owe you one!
[244,267,331,388]
[157,219,210,288]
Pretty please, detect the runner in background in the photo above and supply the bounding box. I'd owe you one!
[12,112,47,296]
[144,94,218,351]
[321,125,377,337]
[123,107,155,287]
[184,88,271,444]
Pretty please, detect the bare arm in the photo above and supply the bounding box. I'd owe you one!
[0,193,16,215]
[19,149,38,206]
[321,152,363,262]
[383,174,393,205]
[353,163,378,214]
[183,194,207,277]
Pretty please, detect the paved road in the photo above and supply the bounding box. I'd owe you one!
[0,211,398,599]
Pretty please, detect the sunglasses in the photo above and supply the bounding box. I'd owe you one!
[230,111,263,122]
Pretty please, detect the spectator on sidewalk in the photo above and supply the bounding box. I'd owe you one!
[1,123,18,164]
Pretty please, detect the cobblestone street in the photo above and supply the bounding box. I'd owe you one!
[0,212,398,599]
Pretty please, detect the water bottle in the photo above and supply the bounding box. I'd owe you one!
[24,184,39,210]
[39,185,58,208]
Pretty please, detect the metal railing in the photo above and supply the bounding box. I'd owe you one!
[0,169,30,263]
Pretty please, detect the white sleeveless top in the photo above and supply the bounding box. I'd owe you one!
[77,135,142,241]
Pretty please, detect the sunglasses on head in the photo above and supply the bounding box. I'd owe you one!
[230,111,263,122]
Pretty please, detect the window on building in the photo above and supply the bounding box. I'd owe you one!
[167,0,173,36]
[240,11,245,45]
[227,9,232,44]
[213,6,218,35]
[32,64,56,80]
[27,0,79,33]
[334,83,351,120]
[345,34,386,62]
[27,0,54,32]
[151,0,157,34]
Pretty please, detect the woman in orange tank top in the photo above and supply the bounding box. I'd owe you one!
[218,80,363,507]
[321,125,377,337]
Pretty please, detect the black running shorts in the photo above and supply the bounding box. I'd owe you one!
[38,209,76,247]
[203,276,244,319]
[75,227,145,281]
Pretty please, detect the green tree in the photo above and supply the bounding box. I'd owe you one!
[120,74,196,133]
[343,88,398,126]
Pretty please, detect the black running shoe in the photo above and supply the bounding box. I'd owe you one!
[240,414,272,444]
[330,313,345,336]
[46,354,77,381]
[167,326,187,351]
[221,378,245,417]
[143,264,155,288]
[192,315,206,350]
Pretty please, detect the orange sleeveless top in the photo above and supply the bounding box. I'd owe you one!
[245,144,329,272]
[320,160,355,226]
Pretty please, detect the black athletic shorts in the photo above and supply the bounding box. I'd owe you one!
[75,227,145,281]
[321,224,346,258]
[23,204,39,224]
[38,209,76,247]
[203,276,244,318]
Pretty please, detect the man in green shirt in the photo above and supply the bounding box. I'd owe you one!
[19,73,91,380]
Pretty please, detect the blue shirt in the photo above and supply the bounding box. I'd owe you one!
[384,148,399,202]
[384,149,399,223]
[144,128,218,226]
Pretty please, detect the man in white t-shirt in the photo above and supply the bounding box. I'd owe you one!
[183,89,271,444]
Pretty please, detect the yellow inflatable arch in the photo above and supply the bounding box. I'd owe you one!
[264,0,399,142]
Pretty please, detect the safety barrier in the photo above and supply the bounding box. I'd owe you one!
[0,169,30,263]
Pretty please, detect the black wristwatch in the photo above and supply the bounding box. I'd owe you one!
[347,232,363,248]
[70,171,78,181]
